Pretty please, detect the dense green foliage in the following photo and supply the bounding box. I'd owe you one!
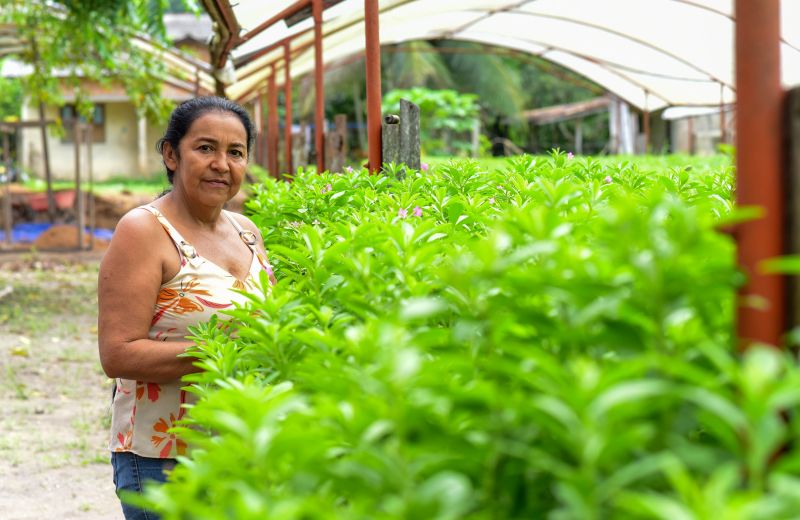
[1,1,198,122]
[383,88,480,156]
[323,41,603,157]
[141,155,800,519]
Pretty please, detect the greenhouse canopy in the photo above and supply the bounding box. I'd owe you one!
[215,0,800,111]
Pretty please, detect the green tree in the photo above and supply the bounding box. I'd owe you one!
[1,0,199,122]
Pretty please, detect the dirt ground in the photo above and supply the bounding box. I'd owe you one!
[0,250,122,519]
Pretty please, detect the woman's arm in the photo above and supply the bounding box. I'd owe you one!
[97,210,199,383]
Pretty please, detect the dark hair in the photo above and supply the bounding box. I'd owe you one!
[156,96,255,184]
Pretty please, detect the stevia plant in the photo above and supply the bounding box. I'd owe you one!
[139,154,800,519]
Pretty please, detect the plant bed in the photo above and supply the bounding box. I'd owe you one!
[139,154,800,519]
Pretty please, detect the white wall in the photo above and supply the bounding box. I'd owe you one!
[20,101,156,181]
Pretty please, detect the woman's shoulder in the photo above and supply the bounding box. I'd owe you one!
[228,212,261,236]
[114,206,164,239]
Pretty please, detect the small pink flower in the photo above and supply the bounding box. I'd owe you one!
[488,197,496,205]
[567,152,574,159]
[420,162,429,172]
[345,166,354,173]
[321,183,332,194]
[604,176,613,184]
[398,208,408,218]
[413,206,423,217]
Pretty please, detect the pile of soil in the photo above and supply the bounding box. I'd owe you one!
[32,225,109,251]
[92,191,155,230]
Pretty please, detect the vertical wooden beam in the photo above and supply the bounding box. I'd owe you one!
[3,132,11,248]
[382,114,400,166]
[86,126,95,251]
[137,113,148,176]
[364,0,383,173]
[74,120,84,251]
[38,102,55,223]
[268,67,280,178]
[735,0,784,347]
[284,42,294,175]
[400,99,420,171]
[313,0,325,173]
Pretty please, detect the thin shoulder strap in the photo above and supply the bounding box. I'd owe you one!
[223,210,258,253]
[223,210,276,285]
[138,205,198,262]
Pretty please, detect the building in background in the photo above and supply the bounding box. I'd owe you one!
[3,14,215,181]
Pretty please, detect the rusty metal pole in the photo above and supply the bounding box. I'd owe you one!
[313,0,325,173]
[284,42,294,175]
[735,0,785,347]
[253,98,263,167]
[261,90,269,170]
[268,66,280,178]
[364,0,383,173]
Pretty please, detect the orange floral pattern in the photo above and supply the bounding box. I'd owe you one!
[109,206,275,458]
[151,413,188,458]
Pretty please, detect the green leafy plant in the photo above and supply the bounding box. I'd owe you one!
[137,153,800,519]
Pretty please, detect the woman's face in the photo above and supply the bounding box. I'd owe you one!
[163,111,248,207]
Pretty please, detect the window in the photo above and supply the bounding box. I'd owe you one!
[60,104,105,143]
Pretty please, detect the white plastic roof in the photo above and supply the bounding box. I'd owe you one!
[222,0,800,111]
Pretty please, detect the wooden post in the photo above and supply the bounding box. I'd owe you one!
[381,99,421,178]
[284,42,294,175]
[574,119,583,155]
[85,126,95,251]
[74,120,84,251]
[785,87,800,326]
[312,0,325,173]
[400,99,420,171]
[326,114,348,173]
[382,114,400,169]
[3,132,11,248]
[735,0,784,347]
[38,102,56,223]
[364,0,383,173]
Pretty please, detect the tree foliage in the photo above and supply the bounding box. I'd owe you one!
[1,0,198,122]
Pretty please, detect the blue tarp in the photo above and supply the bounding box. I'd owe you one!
[0,222,114,243]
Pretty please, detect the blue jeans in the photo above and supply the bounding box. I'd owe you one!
[111,452,176,520]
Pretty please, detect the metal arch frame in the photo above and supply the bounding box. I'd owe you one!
[226,0,745,109]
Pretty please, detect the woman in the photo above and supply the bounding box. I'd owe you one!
[98,96,275,520]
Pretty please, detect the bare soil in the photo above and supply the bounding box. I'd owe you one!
[0,250,122,519]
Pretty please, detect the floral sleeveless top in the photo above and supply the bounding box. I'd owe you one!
[109,205,274,458]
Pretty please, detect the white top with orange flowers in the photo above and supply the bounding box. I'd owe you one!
[109,205,274,458]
